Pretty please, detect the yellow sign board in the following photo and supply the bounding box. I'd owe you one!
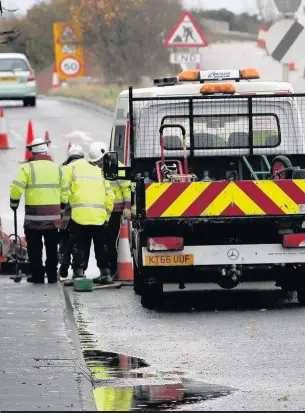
[53,22,85,81]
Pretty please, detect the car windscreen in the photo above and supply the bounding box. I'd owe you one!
[0,58,29,72]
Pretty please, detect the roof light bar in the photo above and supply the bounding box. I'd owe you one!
[200,83,236,95]
[178,68,260,82]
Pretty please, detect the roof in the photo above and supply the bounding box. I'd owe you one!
[119,81,294,99]
[0,53,28,60]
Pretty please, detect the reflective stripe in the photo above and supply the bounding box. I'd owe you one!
[114,200,124,205]
[62,186,69,192]
[12,180,26,189]
[71,203,106,209]
[28,183,61,189]
[74,175,104,182]
[71,165,104,183]
[124,198,131,203]
[28,161,62,189]
[25,215,61,221]
[29,162,36,184]
[10,201,19,207]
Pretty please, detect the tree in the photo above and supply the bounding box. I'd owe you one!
[256,0,278,22]
[70,0,183,83]
[0,1,20,44]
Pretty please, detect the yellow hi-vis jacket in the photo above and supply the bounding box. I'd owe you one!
[110,161,131,212]
[10,156,69,230]
[65,158,114,226]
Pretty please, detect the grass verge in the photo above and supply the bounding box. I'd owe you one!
[47,83,125,111]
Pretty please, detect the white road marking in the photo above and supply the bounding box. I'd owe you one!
[66,130,93,141]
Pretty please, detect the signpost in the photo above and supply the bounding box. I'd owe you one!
[265,0,304,82]
[266,17,305,81]
[164,11,208,71]
[53,23,85,81]
[273,0,302,14]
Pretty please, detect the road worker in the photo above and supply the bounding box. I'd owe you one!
[65,149,114,283]
[58,144,85,279]
[89,141,131,283]
[9,138,69,284]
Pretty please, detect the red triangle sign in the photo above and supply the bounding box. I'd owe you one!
[164,11,208,48]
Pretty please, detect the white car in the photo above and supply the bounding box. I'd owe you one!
[0,53,37,106]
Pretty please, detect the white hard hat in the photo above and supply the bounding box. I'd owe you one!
[88,141,108,163]
[68,144,84,159]
[29,138,48,154]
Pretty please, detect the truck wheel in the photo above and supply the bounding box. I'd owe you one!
[297,283,305,306]
[141,276,163,309]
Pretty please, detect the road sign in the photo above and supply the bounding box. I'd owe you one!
[53,22,85,81]
[170,53,200,65]
[273,0,302,14]
[60,57,81,76]
[164,11,208,48]
[265,17,305,63]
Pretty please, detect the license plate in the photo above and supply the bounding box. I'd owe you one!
[0,77,18,81]
[145,254,194,266]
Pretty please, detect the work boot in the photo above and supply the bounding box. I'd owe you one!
[93,268,113,285]
[58,264,69,279]
[27,276,44,284]
[72,268,85,279]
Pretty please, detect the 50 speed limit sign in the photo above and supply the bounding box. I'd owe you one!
[60,57,81,76]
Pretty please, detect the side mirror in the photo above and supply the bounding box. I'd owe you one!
[103,151,118,180]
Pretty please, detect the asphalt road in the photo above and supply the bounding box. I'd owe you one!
[2,97,305,411]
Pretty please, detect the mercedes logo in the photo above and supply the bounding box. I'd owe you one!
[227,249,239,260]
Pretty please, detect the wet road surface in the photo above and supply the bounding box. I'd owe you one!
[68,282,305,411]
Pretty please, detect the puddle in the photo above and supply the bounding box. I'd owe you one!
[93,381,233,411]
[74,296,235,411]
[83,349,148,380]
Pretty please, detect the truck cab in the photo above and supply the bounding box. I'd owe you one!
[110,68,305,309]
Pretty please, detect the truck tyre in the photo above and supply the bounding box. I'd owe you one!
[297,282,305,306]
[141,276,163,309]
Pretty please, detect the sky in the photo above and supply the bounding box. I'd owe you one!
[6,0,305,15]
[4,0,259,14]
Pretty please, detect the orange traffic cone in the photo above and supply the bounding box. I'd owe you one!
[20,120,34,163]
[0,108,10,149]
[289,62,296,71]
[117,219,133,281]
[52,65,60,88]
[45,130,50,143]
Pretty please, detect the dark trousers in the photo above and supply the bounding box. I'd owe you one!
[25,229,59,282]
[106,212,122,274]
[58,222,72,268]
[70,220,109,272]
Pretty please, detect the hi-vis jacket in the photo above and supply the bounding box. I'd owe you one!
[110,161,131,212]
[10,154,69,230]
[65,158,114,226]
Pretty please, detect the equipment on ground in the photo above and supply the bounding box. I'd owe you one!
[0,210,30,282]
[73,277,94,292]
